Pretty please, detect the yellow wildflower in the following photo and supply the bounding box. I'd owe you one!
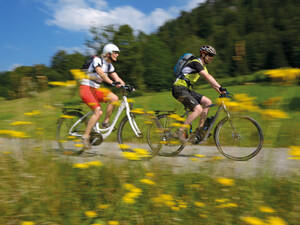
[118,144,131,149]
[61,115,75,119]
[122,152,140,160]
[264,68,300,82]
[140,178,156,185]
[189,184,201,189]
[85,211,97,218]
[289,146,300,159]
[131,108,144,114]
[146,111,155,115]
[217,203,238,208]
[108,221,119,225]
[240,216,265,225]
[70,69,88,80]
[73,163,89,169]
[127,98,135,103]
[122,196,136,204]
[3,151,12,154]
[194,202,205,207]
[133,148,150,157]
[190,157,199,161]
[0,130,29,138]
[171,206,180,211]
[211,156,223,161]
[24,110,40,116]
[259,206,275,213]
[199,214,208,218]
[74,144,84,148]
[194,154,205,158]
[21,222,35,225]
[86,161,102,167]
[10,121,33,126]
[48,81,68,86]
[145,172,154,177]
[123,183,136,191]
[263,97,282,107]
[261,109,289,119]
[267,216,287,225]
[216,177,235,186]
[215,198,229,203]
[112,100,121,106]
[98,204,110,209]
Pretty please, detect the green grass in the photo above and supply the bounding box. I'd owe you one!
[0,147,299,225]
[0,82,299,147]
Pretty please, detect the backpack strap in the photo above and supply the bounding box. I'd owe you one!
[177,56,199,88]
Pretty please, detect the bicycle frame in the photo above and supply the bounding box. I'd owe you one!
[195,101,231,143]
[68,94,142,140]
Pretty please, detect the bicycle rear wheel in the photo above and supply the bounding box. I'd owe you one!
[56,111,87,153]
[117,113,158,159]
[214,116,263,161]
[147,114,185,157]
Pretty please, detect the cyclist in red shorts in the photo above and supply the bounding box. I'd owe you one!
[80,43,125,149]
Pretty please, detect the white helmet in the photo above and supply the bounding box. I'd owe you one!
[102,43,120,55]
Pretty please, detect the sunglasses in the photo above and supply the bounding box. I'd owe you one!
[207,53,215,57]
[112,51,120,54]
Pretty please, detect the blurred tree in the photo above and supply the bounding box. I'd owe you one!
[142,35,173,91]
[51,50,85,80]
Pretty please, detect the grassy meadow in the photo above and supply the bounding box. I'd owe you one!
[0,146,299,225]
[0,79,299,147]
[0,71,300,225]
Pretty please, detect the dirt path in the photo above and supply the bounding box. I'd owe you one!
[1,138,298,177]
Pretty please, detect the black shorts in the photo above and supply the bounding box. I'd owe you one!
[172,85,203,111]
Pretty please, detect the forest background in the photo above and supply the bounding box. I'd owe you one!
[0,0,299,99]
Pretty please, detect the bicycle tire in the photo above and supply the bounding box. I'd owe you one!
[214,115,263,161]
[117,113,158,159]
[56,111,87,153]
[147,114,185,157]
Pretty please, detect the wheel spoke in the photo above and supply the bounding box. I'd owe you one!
[214,116,263,161]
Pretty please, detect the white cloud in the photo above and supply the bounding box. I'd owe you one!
[9,63,23,71]
[44,0,206,33]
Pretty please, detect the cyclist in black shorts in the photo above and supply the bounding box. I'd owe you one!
[172,45,227,141]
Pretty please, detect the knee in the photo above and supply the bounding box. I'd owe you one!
[110,94,119,102]
[193,105,203,115]
[93,107,103,118]
[202,98,212,108]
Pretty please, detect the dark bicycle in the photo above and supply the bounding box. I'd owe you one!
[147,92,264,161]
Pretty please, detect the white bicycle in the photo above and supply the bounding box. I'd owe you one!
[56,85,160,157]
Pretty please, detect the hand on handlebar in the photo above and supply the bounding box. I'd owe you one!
[111,81,122,88]
[122,84,135,92]
[218,87,231,98]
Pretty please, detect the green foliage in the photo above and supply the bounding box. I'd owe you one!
[142,35,173,91]
[1,0,300,98]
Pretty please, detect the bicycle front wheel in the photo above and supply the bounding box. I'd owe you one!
[117,113,157,159]
[56,111,87,153]
[214,116,263,161]
[147,114,185,157]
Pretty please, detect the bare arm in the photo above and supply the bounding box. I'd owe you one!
[109,72,125,86]
[94,66,114,85]
[199,70,222,94]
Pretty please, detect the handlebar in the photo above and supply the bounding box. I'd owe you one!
[111,82,135,92]
[122,84,135,92]
[219,91,232,98]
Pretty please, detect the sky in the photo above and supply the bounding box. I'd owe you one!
[0,0,205,72]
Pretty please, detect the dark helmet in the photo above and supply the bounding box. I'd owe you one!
[200,45,217,56]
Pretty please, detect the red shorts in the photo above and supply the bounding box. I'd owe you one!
[79,85,111,109]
